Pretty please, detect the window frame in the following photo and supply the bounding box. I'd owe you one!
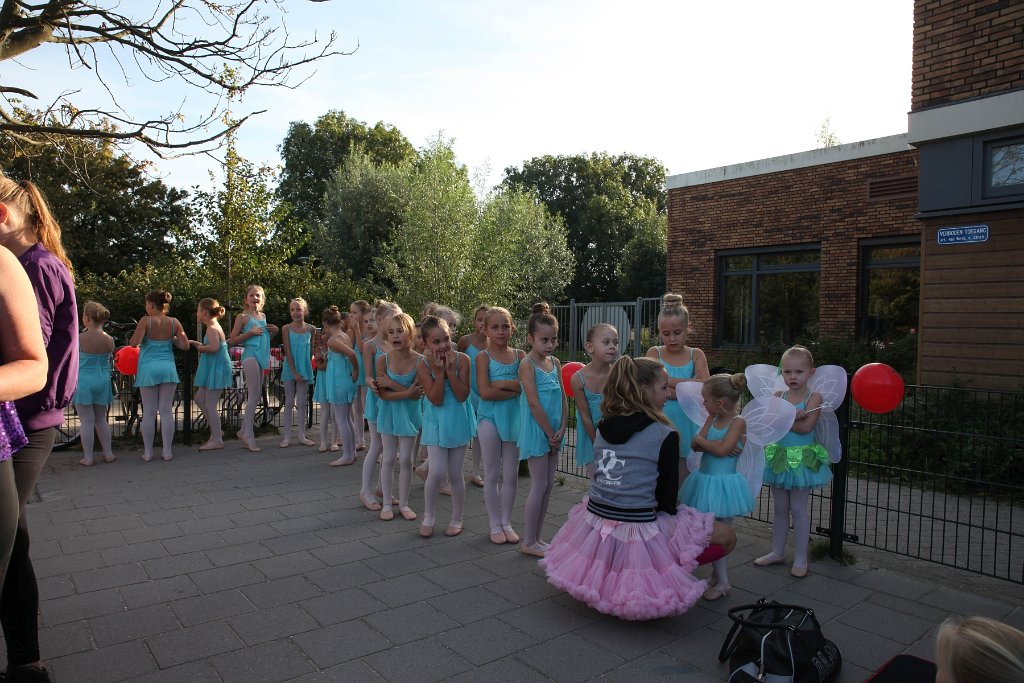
[858,236,921,339]
[973,128,1024,203]
[716,243,821,349]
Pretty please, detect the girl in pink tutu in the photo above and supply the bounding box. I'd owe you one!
[539,356,736,621]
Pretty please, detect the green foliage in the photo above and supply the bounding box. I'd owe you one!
[277,110,415,236]
[0,112,192,277]
[503,152,667,301]
[708,333,919,378]
[617,202,667,299]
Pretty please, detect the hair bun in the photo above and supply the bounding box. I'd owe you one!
[212,305,225,317]
[729,373,748,391]
[532,302,551,315]
[662,293,683,309]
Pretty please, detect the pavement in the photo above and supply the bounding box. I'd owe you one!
[5,435,1024,683]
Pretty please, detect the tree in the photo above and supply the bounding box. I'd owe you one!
[0,1,344,158]
[816,117,841,148]
[0,112,192,276]
[503,153,667,301]
[617,202,667,299]
[277,110,416,233]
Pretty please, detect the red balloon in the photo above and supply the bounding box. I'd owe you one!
[851,363,905,414]
[560,361,585,398]
[114,346,140,376]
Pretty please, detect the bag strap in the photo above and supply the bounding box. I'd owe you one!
[727,602,815,629]
[718,618,745,662]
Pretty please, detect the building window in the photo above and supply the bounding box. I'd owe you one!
[984,136,1024,197]
[718,246,820,349]
[860,239,920,341]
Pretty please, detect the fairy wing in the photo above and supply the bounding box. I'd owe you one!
[816,411,843,463]
[738,396,797,497]
[676,382,709,473]
[745,364,784,398]
[809,365,847,411]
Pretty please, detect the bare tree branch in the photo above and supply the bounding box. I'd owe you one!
[0,1,348,158]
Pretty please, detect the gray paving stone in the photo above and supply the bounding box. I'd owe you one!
[448,655,553,683]
[83,513,146,534]
[277,501,333,518]
[599,651,719,683]
[309,539,380,566]
[90,603,182,647]
[429,584,519,625]
[413,537,488,565]
[835,601,935,645]
[121,522,184,544]
[364,601,461,645]
[361,636,473,683]
[518,632,625,682]
[30,538,62,559]
[143,551,215,579]
[439,616,539,666]
[291,659,387,682]
[850,567,935,600]
[499,598,598,640]
[241,574,322,608]
[40,587,125,625]
[487,572,564,606]
[363,572,447,608]
[139,507,197,525]
[261,531,328,555]
[661,626,732,677]
[58,530,125,555]
[253,550,327,579]
[577,617,677,660]
[299,587,385,626]
[822,621,907,670]
[170,589,254,626]
[787,573,873,609]
[38,619,94,659]
[240,494,291,511]
[177,514,238,534]
[49,639,158,683]
[210,638,318,683]
[146,620,245,668]
[119,575,200,609]
[100,540,168,565]
[656,604,724,638]
[292,619,393,668]
[161,530,227,555]
[73,561,150,593]
[189,562,267,593]
[420,560,501,592]
[37,574,76,600]
[918,585,1014,619]
[227,602,320,645]
[51,505,107,525]
[218,523,281,545]
[204,541,274,567]
[305,560,382,593]
[311,521,377,545]
[473,549,544,578]
[270,514,332,535]
[188,500,248,519]
[228,507,287,526]
[362,548,439,579]
[156,493,212,509]
[131,660,223,683]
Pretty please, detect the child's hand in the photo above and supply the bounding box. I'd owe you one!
[690,436,701,451]
[189,340,200,348]
[409,382,424,399]
[549,427,565,446]
[443,350,456,373]
[794,408,806,421]
[367,378,379,395]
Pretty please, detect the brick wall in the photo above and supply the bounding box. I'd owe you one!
[666,150,920,352]
[913,0,1024,110]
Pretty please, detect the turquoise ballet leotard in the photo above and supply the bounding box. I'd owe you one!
[363,340,385,422]
[420,357,475,448]
[375,355,422,437]
[326,348,356,405]
[679,417,754,518]
[194,335,233,390]
[656,347,699,457]
[465,341,485,413]
[240,316,270,370]
[475,350,521,442]
[135,319,179,388]
[762,394,832,490]
[517,357,565,460]
[281,327,314,383]
[355,337,367,388]
[574,368,603,467]
[74,351,113,405]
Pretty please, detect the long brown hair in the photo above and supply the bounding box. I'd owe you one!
[0,175,73,280]
[601,356,671,426]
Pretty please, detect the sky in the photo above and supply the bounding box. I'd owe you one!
[15,0,915,193]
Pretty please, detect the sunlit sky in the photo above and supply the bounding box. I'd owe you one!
[17,0,915,192]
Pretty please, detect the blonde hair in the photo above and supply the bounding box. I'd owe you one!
[703,373,747,405]
[375,299,401,322]
[0,176,73,280]
[586,323,617,343]
[83,301,110,325]
[387,312,416,342]
[484,306,514,332]
[782,344,814,367]
[146,290,172,314]
[290,297,309,316]
[246,285,266,312]
[937,616,1024,683]
[198,298,226,319]
[658,293,689,327]
[473,305,490,320]
[432,305,461,330]
[601,356,671,426]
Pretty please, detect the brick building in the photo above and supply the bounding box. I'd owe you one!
[666,0,1024,390]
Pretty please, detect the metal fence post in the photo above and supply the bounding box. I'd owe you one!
[829,375,852,560]
[183,348,193,446]
[634,297,643,357]
[568,299,579,362]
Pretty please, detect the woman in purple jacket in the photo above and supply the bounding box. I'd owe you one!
[0,174,78,683]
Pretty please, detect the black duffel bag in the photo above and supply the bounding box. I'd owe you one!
[718,599,842,683]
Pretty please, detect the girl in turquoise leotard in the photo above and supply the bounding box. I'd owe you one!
[280,298,316,449]
[228,285,278,452]
[349,300,373,451]
[646,293,709,461]
[190,298,232,452]
[684,373,751,601]
[517,303,568,558]
[457,305,489,487]
[755,345,827,579]
[74,301,115,466]
[130,290,189,462]
[570,322,618,479]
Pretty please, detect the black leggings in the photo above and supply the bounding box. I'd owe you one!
[1,428,54,667]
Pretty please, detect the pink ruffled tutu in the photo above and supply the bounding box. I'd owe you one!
[539,499,716,620]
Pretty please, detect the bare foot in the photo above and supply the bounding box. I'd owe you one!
[78,458,94,467]
[103,454,117,463]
